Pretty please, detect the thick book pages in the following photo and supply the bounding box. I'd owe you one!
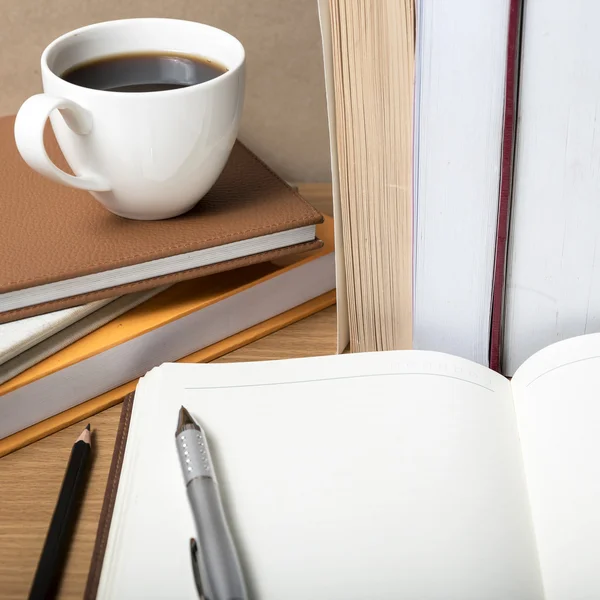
[317,0,349,354]
[318,0,414,353]
[0,218,335,444]
[412,0,511,366]
[503,0,600,375]
[0,115,323,324]
[86,332,600,599]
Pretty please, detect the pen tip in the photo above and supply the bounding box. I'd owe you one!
[86,423,91,431]
[176,406,197,435]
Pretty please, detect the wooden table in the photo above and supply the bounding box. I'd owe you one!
[0,185,336,600]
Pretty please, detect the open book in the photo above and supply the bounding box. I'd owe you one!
[89,333,600,599]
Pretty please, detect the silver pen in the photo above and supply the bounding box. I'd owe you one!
[175,406,249,600]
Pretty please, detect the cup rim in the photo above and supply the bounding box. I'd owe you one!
[41,18,245,97]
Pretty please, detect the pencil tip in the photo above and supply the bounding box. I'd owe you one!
[86,423,91,431]
[77,425,92,444]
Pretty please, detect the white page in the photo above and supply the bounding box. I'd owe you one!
[99,352,543,600]
[512,333,600,599]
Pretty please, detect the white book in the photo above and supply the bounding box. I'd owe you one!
[412,0,510,366]
[503,0,600,375]
[0,299,114,367]
[94,333,600,599]
[0,289,166,385]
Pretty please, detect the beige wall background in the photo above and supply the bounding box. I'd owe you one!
[0,0,332,182]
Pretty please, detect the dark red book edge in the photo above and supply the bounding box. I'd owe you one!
[489,0,524,373]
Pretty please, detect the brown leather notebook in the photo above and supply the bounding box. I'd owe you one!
[0,115,323,324]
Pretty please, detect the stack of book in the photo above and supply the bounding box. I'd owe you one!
[0,115,336,455]
[318,0,600,376]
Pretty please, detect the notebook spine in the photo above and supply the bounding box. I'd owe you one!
[489,0,524,373]
[83,392,135,600]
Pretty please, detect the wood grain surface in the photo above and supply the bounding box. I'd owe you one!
[0,184,335,600]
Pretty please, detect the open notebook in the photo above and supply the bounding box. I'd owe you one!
[87,333,600,599]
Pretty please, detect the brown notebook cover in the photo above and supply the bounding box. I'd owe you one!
[0,115,323,324]
[84,391,135,600]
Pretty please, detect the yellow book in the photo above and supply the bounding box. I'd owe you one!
[0,218,335,456]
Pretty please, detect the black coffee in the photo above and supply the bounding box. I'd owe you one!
[61,52,228,92]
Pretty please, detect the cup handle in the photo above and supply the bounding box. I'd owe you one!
[14,94,110,192]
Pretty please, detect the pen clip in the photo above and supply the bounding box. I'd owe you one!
[190,537,205,600]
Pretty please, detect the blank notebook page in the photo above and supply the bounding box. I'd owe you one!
[97,352,543,600]
[512,333,600,600]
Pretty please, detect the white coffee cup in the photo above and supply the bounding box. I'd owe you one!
[14,18,245,220]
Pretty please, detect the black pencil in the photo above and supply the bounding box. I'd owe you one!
[28,424,92,600]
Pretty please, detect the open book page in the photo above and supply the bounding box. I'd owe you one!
[98,351,543,600]
[511,333,600,599]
